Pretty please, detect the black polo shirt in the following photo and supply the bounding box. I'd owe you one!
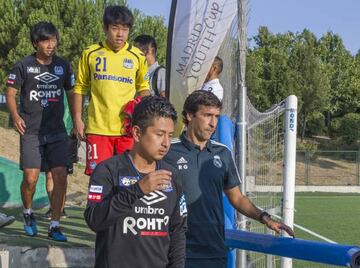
[164,133,241,259]
[6,54,74,135]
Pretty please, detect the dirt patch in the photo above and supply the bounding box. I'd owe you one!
[0,127,89,206]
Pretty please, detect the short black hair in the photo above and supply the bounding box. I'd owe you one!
[132,96,177,131]
[103,5,134,29]
[214,56,223,75]
[182,91,222,125]
[134,34,157,55]
[30,21,59,49]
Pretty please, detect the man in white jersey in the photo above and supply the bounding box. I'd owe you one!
[201,56,224,102]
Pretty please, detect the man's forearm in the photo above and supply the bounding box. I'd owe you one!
[225,187,263,221]
[73,93,84,122]
[236,196,263,220]
[66,90,75,122]
[5,89,19,120]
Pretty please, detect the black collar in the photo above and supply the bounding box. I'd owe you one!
[180,132,213,152]
[124,151,160,179]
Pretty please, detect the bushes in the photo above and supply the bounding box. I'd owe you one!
[330,113,360,145]
[306,112,326,136]
[297,139,319,160]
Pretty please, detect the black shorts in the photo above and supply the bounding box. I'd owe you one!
[67,134,79,164]
[20,133,68,172]
[185,257,227,268]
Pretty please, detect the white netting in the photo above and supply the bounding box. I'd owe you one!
[217,14,240,120]
[246,97,286,268]
[216,8,336,268]
[217,13,286,267]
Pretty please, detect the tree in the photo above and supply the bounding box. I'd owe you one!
[247,27,298,110]
[130,10,168,64]
[317,32,360,134]
[288,30,330,140]
[0,0,168,93]
[247,28,332,139]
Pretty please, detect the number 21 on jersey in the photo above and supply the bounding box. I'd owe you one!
[95,57,107,72]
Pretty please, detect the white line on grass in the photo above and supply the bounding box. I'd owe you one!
[272,214,337,244]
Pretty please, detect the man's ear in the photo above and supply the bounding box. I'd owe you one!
[211,64,218,75]
[186,113,193,124]
[132,125,141,142]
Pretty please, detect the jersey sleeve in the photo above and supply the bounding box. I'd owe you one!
[135,55,150,93]
[157,67,166,93]
[64,61,75,91]
[215,84,224,102]
[84,160,145,232]
[224,149,242,189]
[74,50,90,95]
[167,177,187,268]
[6,62,24,90]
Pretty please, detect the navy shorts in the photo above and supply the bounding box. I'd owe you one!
[20,133,68,172]
[185,257,227,268]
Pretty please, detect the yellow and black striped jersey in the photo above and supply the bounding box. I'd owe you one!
[74,41,149,135]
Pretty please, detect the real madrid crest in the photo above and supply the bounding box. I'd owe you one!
[213,155,222,168]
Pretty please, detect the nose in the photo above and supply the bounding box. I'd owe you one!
[118,29,126,37]
[162,135,170,148]
[209,116,217,128]
[48,40,57,48]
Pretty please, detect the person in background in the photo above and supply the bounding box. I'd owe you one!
[5,21,74,241]
[200,56,224,102]
[43,91,77,219]
[73,5,150,176]
[134,34,166,97]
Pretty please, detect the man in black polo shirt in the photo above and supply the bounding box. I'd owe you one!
[6,22,74,241]
[84,96,187,268]
[164,91,293,268]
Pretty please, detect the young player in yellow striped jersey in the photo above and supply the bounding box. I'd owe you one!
[73,5,150,175]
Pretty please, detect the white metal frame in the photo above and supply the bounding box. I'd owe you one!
[281,95,298,268]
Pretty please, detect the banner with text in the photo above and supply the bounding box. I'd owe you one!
[167,0,238,135]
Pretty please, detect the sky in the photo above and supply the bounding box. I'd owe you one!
[127,0,360,55]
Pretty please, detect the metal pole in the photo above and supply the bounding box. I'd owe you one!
[235,0,247,267]
[357,151,360,186]
[281,95,298,268]
[236,83,247,268]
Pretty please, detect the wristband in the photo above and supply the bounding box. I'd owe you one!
[259,211,271,224]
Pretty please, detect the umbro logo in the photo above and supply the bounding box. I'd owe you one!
[177,157,187,164]
[140,191,167,205]
[34,72,59,83]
